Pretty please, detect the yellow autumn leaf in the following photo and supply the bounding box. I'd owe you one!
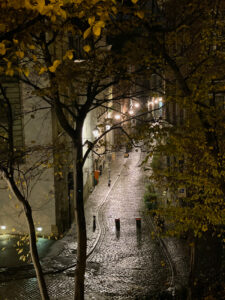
[51,14,56,22]
[88,16,95,26]
[93,25,101,36]
[63,50,73,60]
[39,66,47,75]
[28,44,35,50]
[136,11,144,19]
[23,69,29,77]
[12,228,16,232]
[16,51,24,59]
[202,224,208,232]
[49,60,61,72]
[0,43,6,55]
[13,39,19,45]
[112,6,117,14]
[83,45,91,52]
[25,0,33,10]
[83,27,91,39]
[6,69,14,76]
[96,20,105,28]
[37,0,45,13]
[18,249,23,254]
[1,248,5,251]
[131,0,138,3]
[60,9,67,19]
[78,11,85,18]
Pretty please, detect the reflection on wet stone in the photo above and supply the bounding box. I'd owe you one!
[0,151,189,299]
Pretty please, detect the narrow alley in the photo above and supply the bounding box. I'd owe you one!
[0,150,189,299]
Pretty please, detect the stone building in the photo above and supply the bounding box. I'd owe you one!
[0,72,111,236]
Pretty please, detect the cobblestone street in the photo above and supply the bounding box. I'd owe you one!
[0,150,189,300]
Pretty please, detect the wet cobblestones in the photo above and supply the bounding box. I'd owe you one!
[0,150,189,299]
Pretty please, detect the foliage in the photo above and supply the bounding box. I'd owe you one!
[134,0,225,242]
[0,1,148,300]
[150,153,164,173]
[143,182,158,210]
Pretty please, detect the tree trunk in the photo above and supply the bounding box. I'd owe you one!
[6,176,49,300]
[74,137,87,300]
[188,239,197,300]
[24,202,50,300]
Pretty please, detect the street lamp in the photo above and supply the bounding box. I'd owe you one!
[92,126,100,138]
[128,109,134,115]
[114,114,121,120]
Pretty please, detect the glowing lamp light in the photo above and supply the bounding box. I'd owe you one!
[106,125,111,130]
[74,59,85,63]
[1,225,6,230]
[36,227,43,232]
[134,102,140,108]
[129,109,134,115]
[114,114,121,120]
[154,98,158,104]
[92,126,99,138]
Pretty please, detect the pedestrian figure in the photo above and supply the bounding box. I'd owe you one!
[108,179,111,187]
[93,215,96,232]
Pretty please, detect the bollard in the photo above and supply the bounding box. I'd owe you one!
[136,218,141,230]
[115,218,120,231]
[108,179,111,187]
[93,215,96,232]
